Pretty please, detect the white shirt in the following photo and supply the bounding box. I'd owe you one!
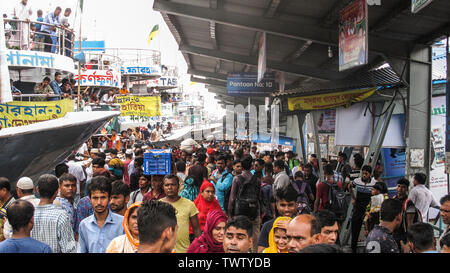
[409,184,440,222]
[100,93,115,103]
[77,143,88,156]
[3,195,40,239]
[67,160,86,195]
[13,2,32,20]
[152,128,164,141]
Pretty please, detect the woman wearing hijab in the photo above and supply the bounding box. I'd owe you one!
[186,209,227,253]
[193,180,223,231]
[263,216,292,253]
[106,202,141,253]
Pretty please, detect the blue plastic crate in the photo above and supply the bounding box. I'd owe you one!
[143,149,172,175]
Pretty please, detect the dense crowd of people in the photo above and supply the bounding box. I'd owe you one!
[0,137,449,254]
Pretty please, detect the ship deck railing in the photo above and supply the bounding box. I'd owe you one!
[12,94,63,101]
[3,18,76,58]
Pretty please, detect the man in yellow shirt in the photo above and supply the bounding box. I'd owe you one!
[160,174,201,253]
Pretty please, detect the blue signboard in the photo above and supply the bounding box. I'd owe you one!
[74,41,105,52]
[227,72,275,97]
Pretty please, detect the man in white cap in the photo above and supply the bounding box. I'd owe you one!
[3,177,40,239]
[123,149,134,186]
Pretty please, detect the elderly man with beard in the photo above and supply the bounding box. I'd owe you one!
[78,176,124,253]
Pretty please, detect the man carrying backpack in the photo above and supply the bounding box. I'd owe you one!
[228,155,263,253]
[392,178,421,250]
[292,171,314,215]
[314,165,344,215]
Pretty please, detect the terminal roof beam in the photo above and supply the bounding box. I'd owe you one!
[153,0,410,59]
[190,76,227,88]
[180,44,346,81]
[188,69,228,82]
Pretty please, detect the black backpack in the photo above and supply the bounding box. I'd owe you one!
[291,181,311,214]
[234,174,260,221]
[324,181,348,220]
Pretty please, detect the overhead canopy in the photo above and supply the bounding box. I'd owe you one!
[155,0,450,104]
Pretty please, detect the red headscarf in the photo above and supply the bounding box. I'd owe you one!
[193,180,222,231]
[186,209,227,253]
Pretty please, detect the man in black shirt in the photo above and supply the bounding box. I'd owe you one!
[392,178,419,249]
[303,163,318,202]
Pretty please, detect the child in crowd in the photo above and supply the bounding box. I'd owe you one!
[364,182,385,235]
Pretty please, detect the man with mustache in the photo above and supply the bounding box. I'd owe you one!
[78,176,124,253]
[223,216,253,253]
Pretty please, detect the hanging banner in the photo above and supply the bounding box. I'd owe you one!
[287,87,376,111]
[430,96,448,201]
[339,0,368,71]
[116,96,161,117]
[257,32,266,83]
[74,70,121,88]
[411,0,433,13]
[0,99,74,128]
[382,148,406,196]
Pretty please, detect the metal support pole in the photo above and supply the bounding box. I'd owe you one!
[296,112,308,164]
[311,110,324,182]
[363,101,396,171]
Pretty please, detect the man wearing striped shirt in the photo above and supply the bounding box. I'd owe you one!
[348,165,377,253]
[31,174,76,253]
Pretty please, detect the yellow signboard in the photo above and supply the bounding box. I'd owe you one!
[0,99,74,128]
[116,96,161,117]
[287,87,376,111]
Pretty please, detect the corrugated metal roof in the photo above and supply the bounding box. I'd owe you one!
[273,66,404,98]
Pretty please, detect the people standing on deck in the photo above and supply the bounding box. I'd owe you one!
[41,7,61,53]
[34,77,53,101]
[11,0,32,50]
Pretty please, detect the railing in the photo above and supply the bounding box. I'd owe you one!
[4,18,76,58]
[104,48,161,67]
[12,94,63,101]
[73,50,122,71]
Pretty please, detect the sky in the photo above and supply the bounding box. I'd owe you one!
[2,0,226,115]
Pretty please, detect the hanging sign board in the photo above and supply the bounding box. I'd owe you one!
[287,87,376,111]
[338,0,368,71]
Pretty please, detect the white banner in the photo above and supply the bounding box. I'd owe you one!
[430,95,448,201]
[0,17,13,103]
[6,49,76,73]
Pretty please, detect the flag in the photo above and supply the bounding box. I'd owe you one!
[79,0,84,12]
[147,24,159,44]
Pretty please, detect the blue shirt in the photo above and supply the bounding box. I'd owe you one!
[77,210,124,253]
[35,17,44,38]
[211,169,233,211]
[0,237,52,253]
[56,197,77,235]
[50,80,61,95]
[41,12,60,33]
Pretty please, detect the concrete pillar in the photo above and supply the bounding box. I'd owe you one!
[406,45,432,182]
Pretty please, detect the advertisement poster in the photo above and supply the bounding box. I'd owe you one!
[382,148,406,196]
[116,96,161,117]
[338,0,368,71]
[0,99,74,128]
[430,96,448,201]
[318,109,336,134]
